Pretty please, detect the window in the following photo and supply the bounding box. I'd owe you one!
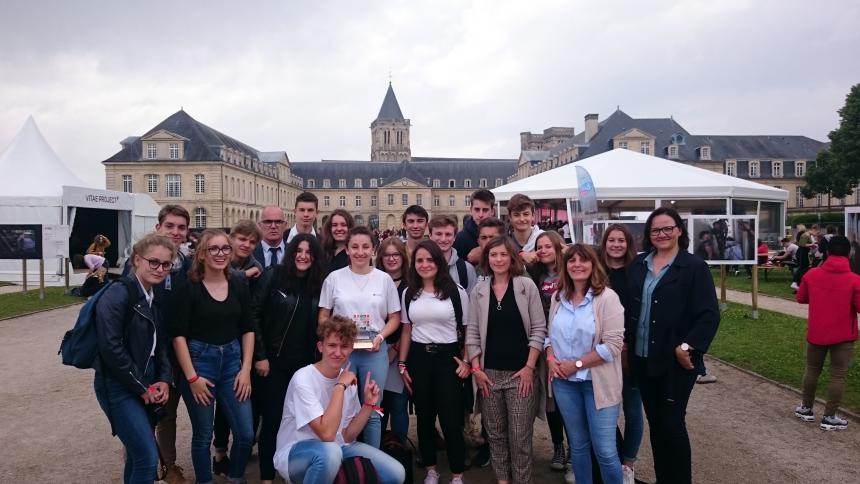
[169,143,179,159]
[402,194,408,205]
[323,195,330,207]
[433,195,440,207]
[726,160,736,177]
[369,178,378,188]
[355,196,362,207]
[433,179,440,188]
[371,195,377,207]
[795,161,806,177]
[700,146,711,160]
[147,143,156,159]
[146,174,157,193]
[195,207,207,228]
[416,194,422,206]
[448,179,456,188]
[388,194,394,206]
[749,160,760,178]
[495,178,503,187]
[795,187,804,208]
[338,179,346,189]
[122,175,132,192]
[772,161,783,178]
[465,196,471,207]
[323,179,331,188]
[166,174,181,197]
[354,178,362,188]
[355,215,365,226]
[307,179,315,189]
[448,195,455,207]
[479,178,487,188]
[338,196,346,207]
[617,140,628,150]
[640,141,651,155]
[668,145,678,158]
[195,174,205,193]
[464,179,472,189]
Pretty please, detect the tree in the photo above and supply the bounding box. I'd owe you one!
[803,83,860,210]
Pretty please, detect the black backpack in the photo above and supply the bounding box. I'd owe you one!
[404,286,464,349]
[454,258,468,288]
[333,456,380,484]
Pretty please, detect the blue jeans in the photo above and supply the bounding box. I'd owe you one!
[179,339,254,484]
[287,440,406,484]
[382,389,409,442]
[553,379,622,484]
[621,374,644,463]
[348,340,389,447]
[94,366,158,484]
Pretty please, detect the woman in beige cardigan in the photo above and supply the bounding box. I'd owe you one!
[466,236,546,484]
[546,244,624,484]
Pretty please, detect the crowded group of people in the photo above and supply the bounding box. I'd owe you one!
[91,187,724,484]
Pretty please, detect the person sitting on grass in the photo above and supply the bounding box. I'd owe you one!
[273,315,406,484]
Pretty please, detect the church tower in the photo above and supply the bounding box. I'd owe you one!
[370,83,411,161]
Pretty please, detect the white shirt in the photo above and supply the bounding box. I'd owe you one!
[261,239,286,267]
[273,365,360,481]
[286,225,317,243]
[512,225,544,253]
[319,267,401,333]
[401,287,469,344]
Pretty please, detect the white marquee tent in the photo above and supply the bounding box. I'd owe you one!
[0,117,160,284]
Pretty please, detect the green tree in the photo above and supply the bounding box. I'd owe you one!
[803,83,860,210]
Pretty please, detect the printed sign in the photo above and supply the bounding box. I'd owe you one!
[0,224,42,260]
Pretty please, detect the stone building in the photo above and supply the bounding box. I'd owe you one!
[516,110,832,212]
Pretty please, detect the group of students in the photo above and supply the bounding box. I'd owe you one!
[92,188,720,484]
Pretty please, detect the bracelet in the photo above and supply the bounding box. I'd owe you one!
[187,375,200,384]
[334,382,348,391]
[469,366,481,374]
[374,334,385,341]
[547,355,557,363]
[365,403,385,416]
[397,361,407,366]
[525,363,536,370]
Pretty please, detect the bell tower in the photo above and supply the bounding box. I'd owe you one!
[370,83,411,161]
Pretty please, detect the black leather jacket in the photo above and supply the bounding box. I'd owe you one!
[94,276,172,395]
[251,266,319,364]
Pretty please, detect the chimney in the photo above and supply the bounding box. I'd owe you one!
[520,132,532,151]
[584,114,599,142]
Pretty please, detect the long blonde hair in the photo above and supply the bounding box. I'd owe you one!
[189,229,231,283]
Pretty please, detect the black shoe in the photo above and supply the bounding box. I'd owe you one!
[213,455,230,476]
[473,444,491,468]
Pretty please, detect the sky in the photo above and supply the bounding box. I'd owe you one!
[1,0,858,188]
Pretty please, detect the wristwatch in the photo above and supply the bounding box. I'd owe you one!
[575,360,583,369]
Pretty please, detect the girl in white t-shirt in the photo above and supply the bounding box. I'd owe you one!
[398,241,470,484]
[319,226,401,448]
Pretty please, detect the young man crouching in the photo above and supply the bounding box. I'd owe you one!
[273,315,406,484]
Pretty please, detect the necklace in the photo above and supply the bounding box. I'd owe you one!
[496,300,502,311]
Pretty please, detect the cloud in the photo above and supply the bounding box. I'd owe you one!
[0,0,858,187]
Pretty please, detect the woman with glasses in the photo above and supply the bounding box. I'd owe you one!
[465,236,546,484]
[250,233,325,484]
[374,237,410,444]
[171,229,256,484]
[625,208,719,484]
[94,233,175,484]
[322,209,355,274]
[319,226,401,448]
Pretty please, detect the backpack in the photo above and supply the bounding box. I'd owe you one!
[454,258,468,289]
[381,431,414,484]
[333,456,380,484]
[59,279,137,369]
[404,286,464,349]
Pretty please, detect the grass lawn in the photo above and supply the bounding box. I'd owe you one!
[710,266,796,300]
[710,302,860,414]
[0,286,81,320]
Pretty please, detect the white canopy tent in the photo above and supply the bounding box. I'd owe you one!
[493,148,788,245]
[0,117,160,284]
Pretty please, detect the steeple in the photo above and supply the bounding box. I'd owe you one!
[371,82,411,161]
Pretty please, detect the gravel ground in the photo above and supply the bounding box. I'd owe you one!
[2,305,858,483]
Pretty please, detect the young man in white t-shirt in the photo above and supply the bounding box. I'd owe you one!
[428,214,478,293]
[273,315,406,484]
[507,193,544,265]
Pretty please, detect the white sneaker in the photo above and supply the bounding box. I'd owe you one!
[450,476,465,484]
[424,469,440,484]
[564,468,575,484]
[790,282,799,290]
[622,465,635,484]
[820,414,849,431]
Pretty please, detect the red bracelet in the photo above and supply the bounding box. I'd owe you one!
[364,403,384,412]
[547,355,557,363]
[469,366,481,374]
[187,375,200,384]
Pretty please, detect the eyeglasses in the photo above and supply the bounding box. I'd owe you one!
[142,257,172,271]
[207,245,233,255]
[260,219,285,226]
[649,225,678,237]
[383,253,402,260]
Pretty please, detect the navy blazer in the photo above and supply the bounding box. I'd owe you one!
[625,249,720,377]
[253,241,286,269]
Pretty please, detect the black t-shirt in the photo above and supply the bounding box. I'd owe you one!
[171,278,253,345]
[484,281,529,371]
[327,249,349,275]
[607,266,628,310]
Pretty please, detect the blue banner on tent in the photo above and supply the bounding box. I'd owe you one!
[576,166,598,215]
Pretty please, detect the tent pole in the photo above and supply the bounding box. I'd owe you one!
[565,198,574,243]
[22,260,27,292]
[719,265,727,311]
[65,258,70,290]
[751,262,759,319]
[39,259,45,300]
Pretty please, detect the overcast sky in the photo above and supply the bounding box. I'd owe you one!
[1,0,858,187]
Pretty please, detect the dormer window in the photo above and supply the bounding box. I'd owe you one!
[668,145,679,159]
[433,179,440,188]
[147,143,157,160]
[480,178,488,188]
[323,179,331,189]
[617,140,628,150]
[370,178,378,188]
[670,133,685,145]
[338,179,347,189]
[749,160,760,178]
[169,143,179,159]
[726,160,737,177]
[464,179,472,189]
[448,179,456,188]
[772,161,783,178]
[699,146,711,160]
[354,178,362,188]
[307,179,316,189]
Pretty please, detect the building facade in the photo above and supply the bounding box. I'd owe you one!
[515,110,832,212]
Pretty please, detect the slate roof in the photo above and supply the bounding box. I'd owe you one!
[375,83,405,121]
[694,135,826,160]
[103,110,261,162]
[290,157,518,189]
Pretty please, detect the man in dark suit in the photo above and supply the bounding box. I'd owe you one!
[254,205,288,268]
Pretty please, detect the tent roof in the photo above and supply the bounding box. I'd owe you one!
[0,116,90,197]
[493,148,788,202]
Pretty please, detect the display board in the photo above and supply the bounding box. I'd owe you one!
[42,224,70,259]
[0,224,42,260]
[585,220,647,252]
[688,215,758,265]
